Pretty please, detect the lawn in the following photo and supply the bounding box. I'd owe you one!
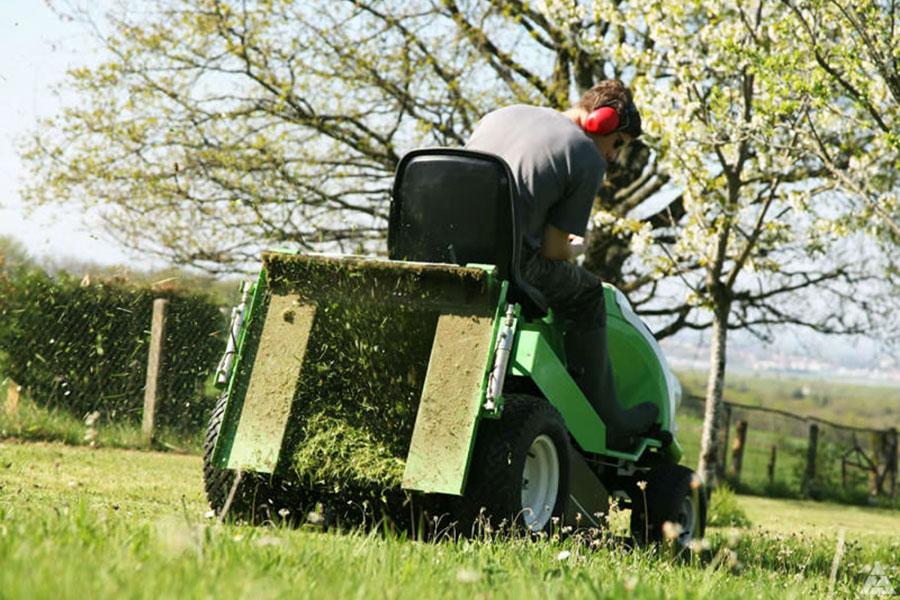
[1,441,897,599]
[737,495,900,540]
[3,364,895,509]
[2,379,890,507]
[0,392,204,454]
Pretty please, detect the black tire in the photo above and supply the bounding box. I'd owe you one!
[457,394,571,534]
[203,393,300,523]
[630,463,707,548]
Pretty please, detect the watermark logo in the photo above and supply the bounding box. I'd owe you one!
[861,562,896,597]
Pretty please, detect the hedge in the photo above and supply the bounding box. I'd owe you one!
[0,267,227,429]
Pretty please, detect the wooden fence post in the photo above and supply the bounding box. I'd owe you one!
[717,404,732,481]
[729,419,748,483]
[842,450,848,488]
[870,428,898,498]
[5,380,20,417]
[802,423,819,495]
[868,431,880,495]
[767,444,777,485]
[888,428,898,498]
[142,299,168,445]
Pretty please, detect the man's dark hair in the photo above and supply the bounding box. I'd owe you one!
[575,79,642,138]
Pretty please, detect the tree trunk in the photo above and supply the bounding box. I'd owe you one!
[697,301,730,489]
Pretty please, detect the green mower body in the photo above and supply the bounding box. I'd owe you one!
[209,253,686,529]
[204,148,704,540]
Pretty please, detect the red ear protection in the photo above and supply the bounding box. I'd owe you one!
[582,106,620,135]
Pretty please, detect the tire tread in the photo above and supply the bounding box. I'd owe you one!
[456,394,570,532]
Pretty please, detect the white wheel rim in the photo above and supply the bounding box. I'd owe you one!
[520,434,560,531]
[676,496,696,545]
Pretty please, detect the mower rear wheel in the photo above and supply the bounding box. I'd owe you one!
[203,393,300,523]
[630,463,706,549]
[460,394,570,534]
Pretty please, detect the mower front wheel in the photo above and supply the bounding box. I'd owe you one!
[461,394,571,534]
[203,393,300,523]
[630,463,707,549]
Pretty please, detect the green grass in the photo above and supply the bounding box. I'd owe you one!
[707,484,751,528]
[737,495,900,540]
[0,441,898,599]
[0,392,203,454]
[4,370,892,507]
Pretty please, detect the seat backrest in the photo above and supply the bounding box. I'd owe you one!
[389,148,548,315]
[388,148,516,279]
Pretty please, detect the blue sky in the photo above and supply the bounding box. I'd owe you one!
[0,1,136,266]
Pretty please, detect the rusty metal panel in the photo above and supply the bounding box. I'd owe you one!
[402,312,495,495]
[226,295,315,473]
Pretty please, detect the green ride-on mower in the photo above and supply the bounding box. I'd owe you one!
[204,148,706,546]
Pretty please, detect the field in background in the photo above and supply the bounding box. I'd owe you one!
[675,369,899,429]
[676,413,804,491]
[1,441,897,599]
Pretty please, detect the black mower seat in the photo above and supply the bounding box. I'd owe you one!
[388,148,548,317]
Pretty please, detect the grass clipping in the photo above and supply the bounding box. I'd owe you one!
[261,253,492,496]
[292,414,405,491]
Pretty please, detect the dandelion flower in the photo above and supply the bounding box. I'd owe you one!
[662,520,683,542]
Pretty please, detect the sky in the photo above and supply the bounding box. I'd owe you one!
[0,1,136,266]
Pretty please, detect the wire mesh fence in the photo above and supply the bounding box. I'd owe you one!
[0,268,227,431]
[682,395,898,504]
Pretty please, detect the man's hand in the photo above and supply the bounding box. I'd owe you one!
[568,234,586,257]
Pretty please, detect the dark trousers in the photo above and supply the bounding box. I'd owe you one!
[521,246,606,331]
[521,246,628,442]
[520,246,659,447]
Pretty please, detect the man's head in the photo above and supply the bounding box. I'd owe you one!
[570,79,642,163]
